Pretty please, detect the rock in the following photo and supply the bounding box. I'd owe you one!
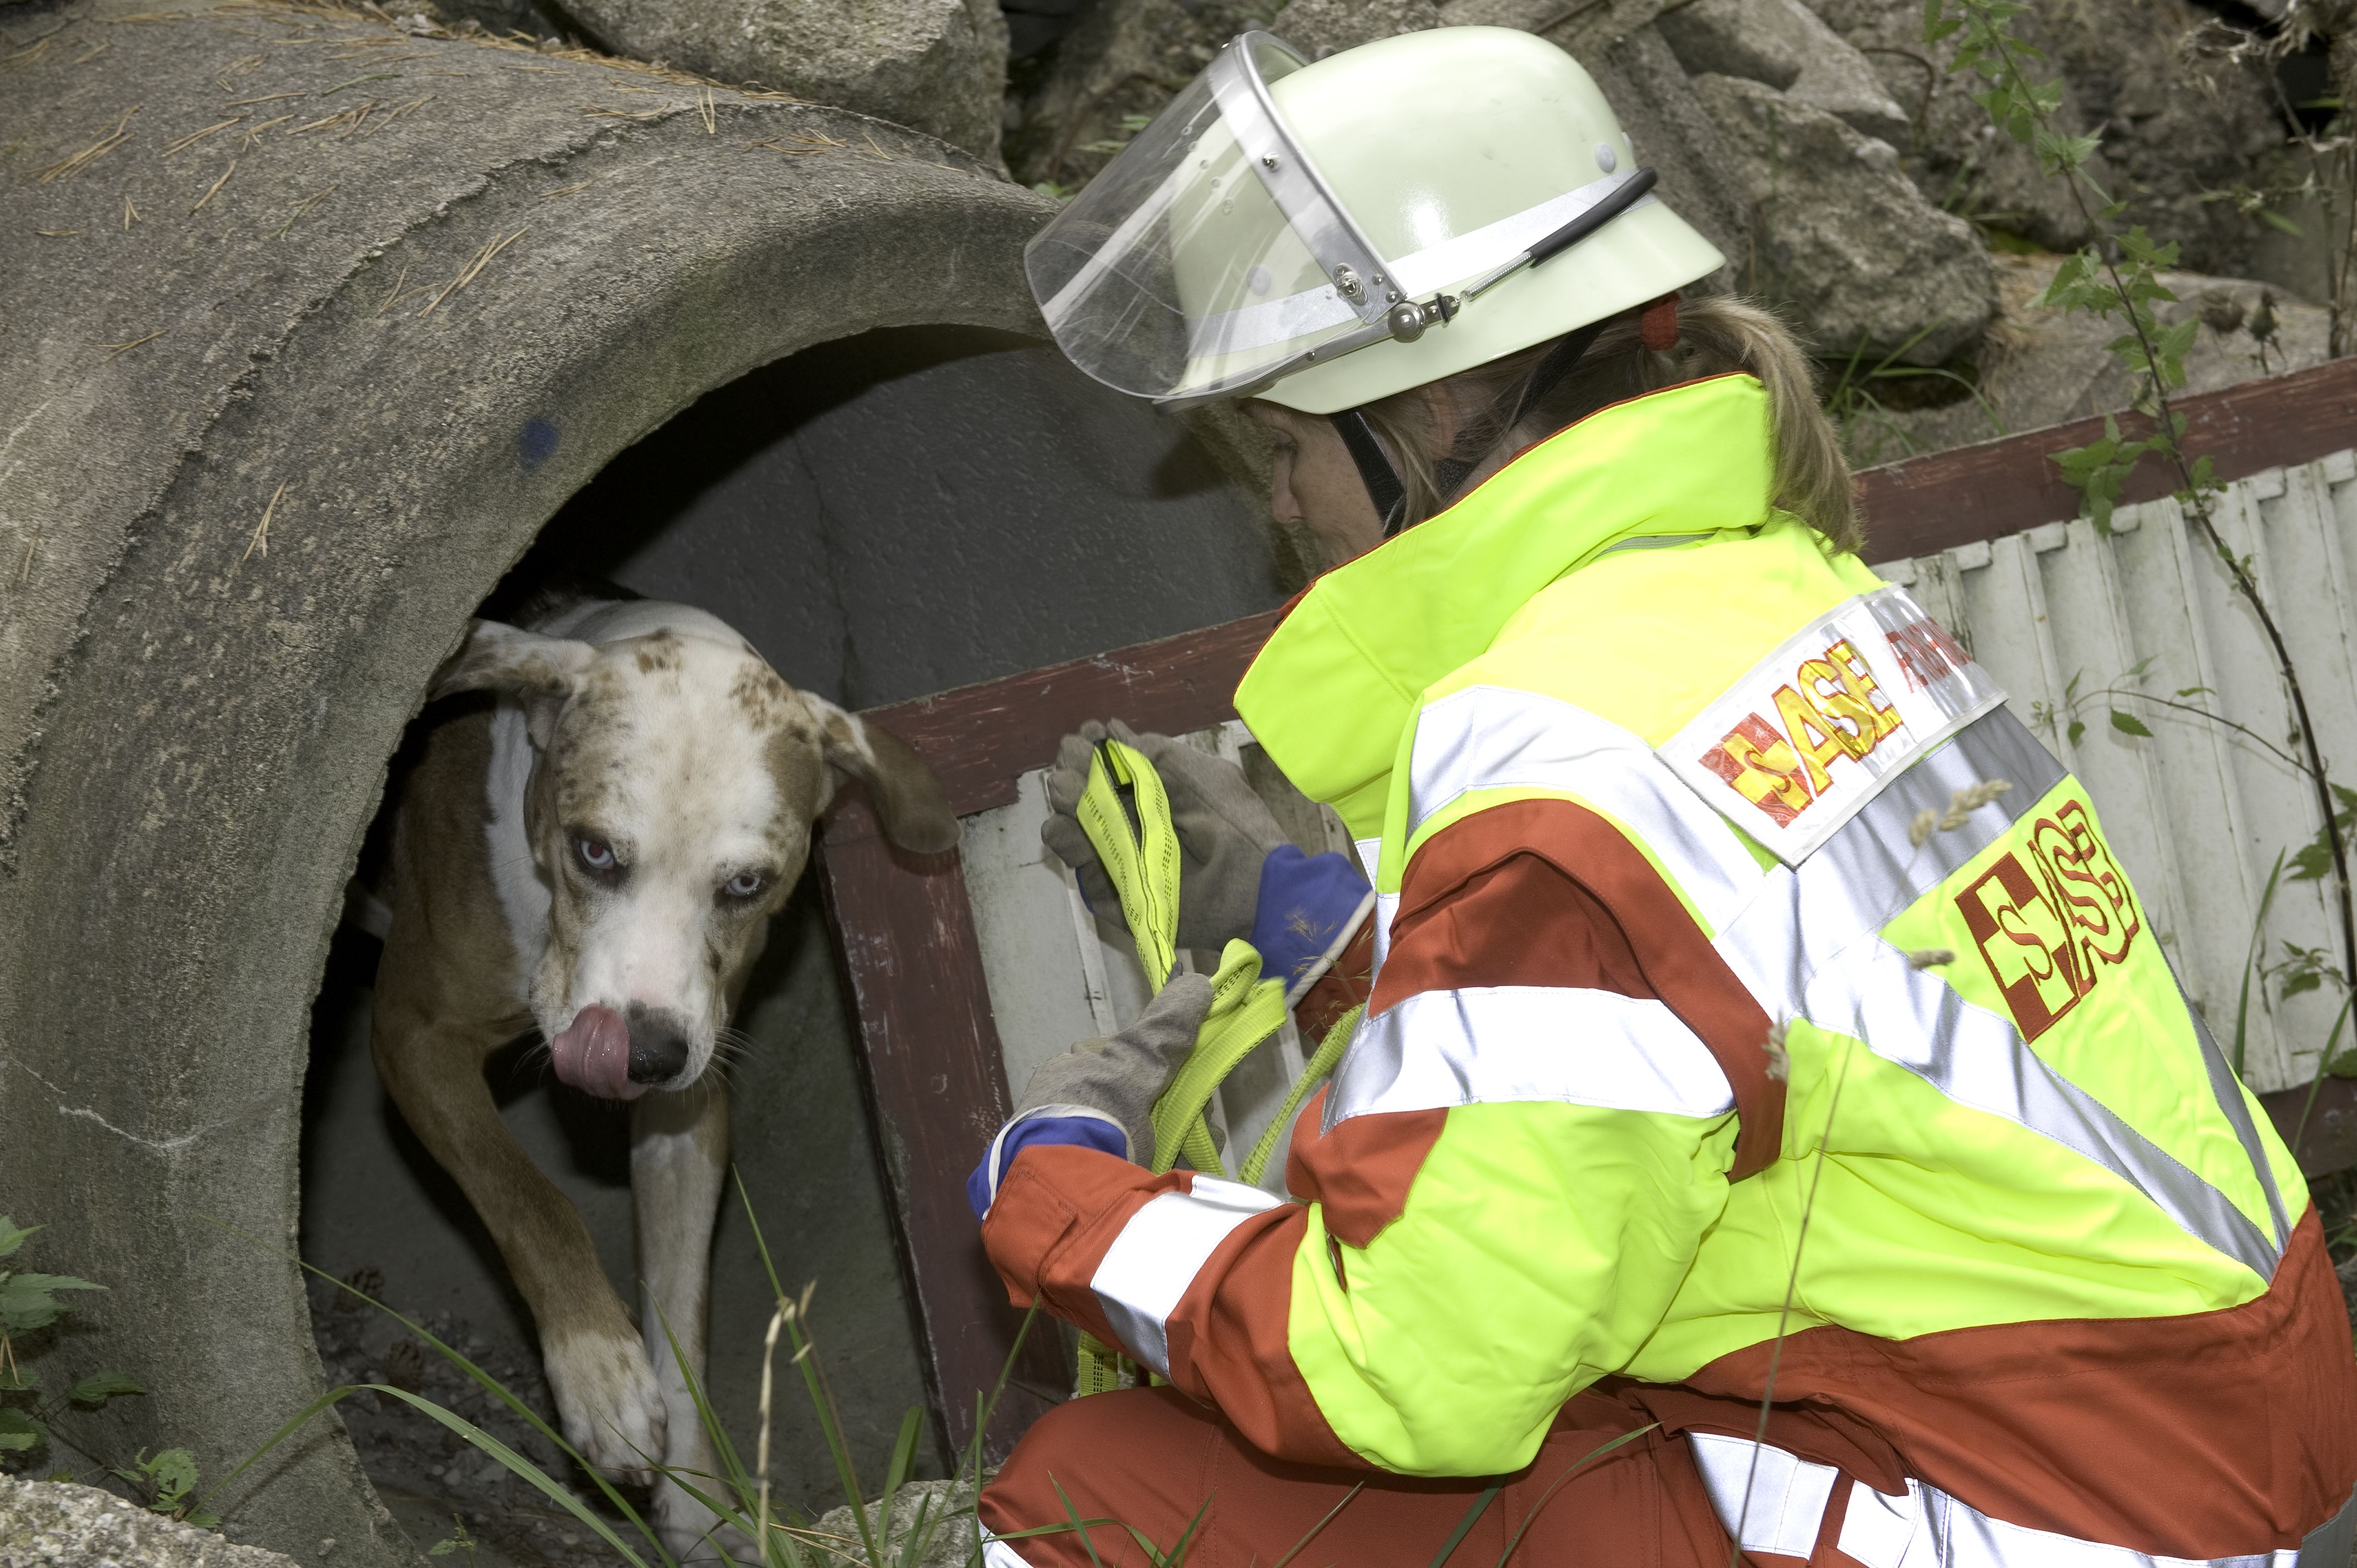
[1797,0,2286,280]
[1854,252,2330,463]
[1580,23,1755,285]
[1690,73,1995,363]
[558,0,1012,161]
[1794,0,2100,254]
[1277,0,1444,60]
[1005,0,1447,192]
[1004,0,1091,63]
[2033,0,2287,280]
[1006,0,1244,190]
[811,1480,980,1568]
[1442,0,1670,59]
[1655,0,1909,144]
[0,1476,298,1568]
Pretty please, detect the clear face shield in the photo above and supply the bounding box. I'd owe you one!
[1025,30,1659,412]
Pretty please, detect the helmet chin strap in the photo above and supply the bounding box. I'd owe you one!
[1329,313,1613,541]
[1327,409,1407,538]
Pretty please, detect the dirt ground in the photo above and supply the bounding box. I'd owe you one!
[304,1272,650,1568]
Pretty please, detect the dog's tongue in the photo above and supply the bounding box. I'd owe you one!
[550,1005,645,1101]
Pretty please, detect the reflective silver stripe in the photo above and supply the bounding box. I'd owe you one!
[1710,708,2283,1275]
[1088,1177,1283,1378]
[2175,964,2293,1253]
[1407,685,1768,935]
[1356,835,1398,986]
[1690,1435,2330,1568]
[1385,685,2283,1271]
[1689,1431,1838,1557]
[1805,944,2281,1278]
[1324,986,1735,1130]
[1711,707,2066,1019]
[1596,530,1716,557]
[1840,1477,1926,1568]
[2299,1485,2357,1567]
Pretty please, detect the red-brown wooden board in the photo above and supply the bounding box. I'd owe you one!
[1855,356,2357,562]
[816,360,2357,1462]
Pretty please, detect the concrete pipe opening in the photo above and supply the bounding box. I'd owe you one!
[301,323,1278,1561]
[0,7,1278,1564]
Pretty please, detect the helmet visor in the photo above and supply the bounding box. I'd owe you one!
[1025,34,1378,404]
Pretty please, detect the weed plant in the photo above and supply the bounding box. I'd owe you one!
[0,1216,180,1517]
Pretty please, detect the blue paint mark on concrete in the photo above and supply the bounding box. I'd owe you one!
[518,417,560,473]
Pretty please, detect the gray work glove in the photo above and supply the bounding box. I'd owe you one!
[1041,719,1290,952]
[1013,974,1215,1163]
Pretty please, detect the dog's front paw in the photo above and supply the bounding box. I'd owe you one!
[543,1328,666,1483]
[656,1473,759,1565]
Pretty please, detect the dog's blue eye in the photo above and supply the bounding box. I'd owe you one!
[724,871,765,900]
[575,835,617,874]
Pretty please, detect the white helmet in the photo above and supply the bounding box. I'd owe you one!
[1025,26,1725,416]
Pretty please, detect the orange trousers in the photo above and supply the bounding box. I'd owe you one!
[977,1384,1735,1568]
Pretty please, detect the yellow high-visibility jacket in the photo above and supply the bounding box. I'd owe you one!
[983,373,2357,1563]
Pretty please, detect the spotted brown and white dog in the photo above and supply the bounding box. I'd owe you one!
[369,597,953,1559]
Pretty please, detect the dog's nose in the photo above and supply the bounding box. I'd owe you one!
[622,1002,693,1085]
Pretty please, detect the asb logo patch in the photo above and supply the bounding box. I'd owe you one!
[1663,587,2006,864]
[1955,796,2141,1041]
[1695,637,1905,828]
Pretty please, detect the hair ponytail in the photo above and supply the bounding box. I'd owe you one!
[1352,295,1861,554]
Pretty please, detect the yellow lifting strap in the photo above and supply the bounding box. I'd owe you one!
[1067,736,1361,1397]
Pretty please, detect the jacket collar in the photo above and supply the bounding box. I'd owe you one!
[1234,373,1776,832]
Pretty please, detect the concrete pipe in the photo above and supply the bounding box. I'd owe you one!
[0,4,1277,1561]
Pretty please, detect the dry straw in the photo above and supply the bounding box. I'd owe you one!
[420,225,527,316]
[159,115,248,156]
[37,106,139,184]
[191,159,236,213]
[102,329,165,360]
[243,481,288,563]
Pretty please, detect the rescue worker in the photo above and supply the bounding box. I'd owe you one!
[966,24,2357,1566]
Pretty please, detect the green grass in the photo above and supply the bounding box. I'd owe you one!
[1819,322,2004,468]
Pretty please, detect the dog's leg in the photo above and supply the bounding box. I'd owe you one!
[631,1079,743,1562]
[371,976,666,1483]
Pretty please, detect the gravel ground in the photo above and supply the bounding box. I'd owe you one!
[305,1272,650,1568]
[0,1474,299,1568]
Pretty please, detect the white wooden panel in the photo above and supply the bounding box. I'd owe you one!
[1878,450,2357,1091]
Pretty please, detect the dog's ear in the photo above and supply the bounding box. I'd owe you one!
[802,695,959,855]
[431,620,596,702]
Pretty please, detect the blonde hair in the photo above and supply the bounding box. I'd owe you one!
[1354,295,1861,553]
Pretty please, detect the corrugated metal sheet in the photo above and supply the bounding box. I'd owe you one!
[1878,448,2357,1093]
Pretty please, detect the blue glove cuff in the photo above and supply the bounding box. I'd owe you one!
[1248,844,1375,1005]
[968,1107,1129,1220]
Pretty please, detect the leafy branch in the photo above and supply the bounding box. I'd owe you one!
[2036,661,2313,773]
[1929,0,2357,1058]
